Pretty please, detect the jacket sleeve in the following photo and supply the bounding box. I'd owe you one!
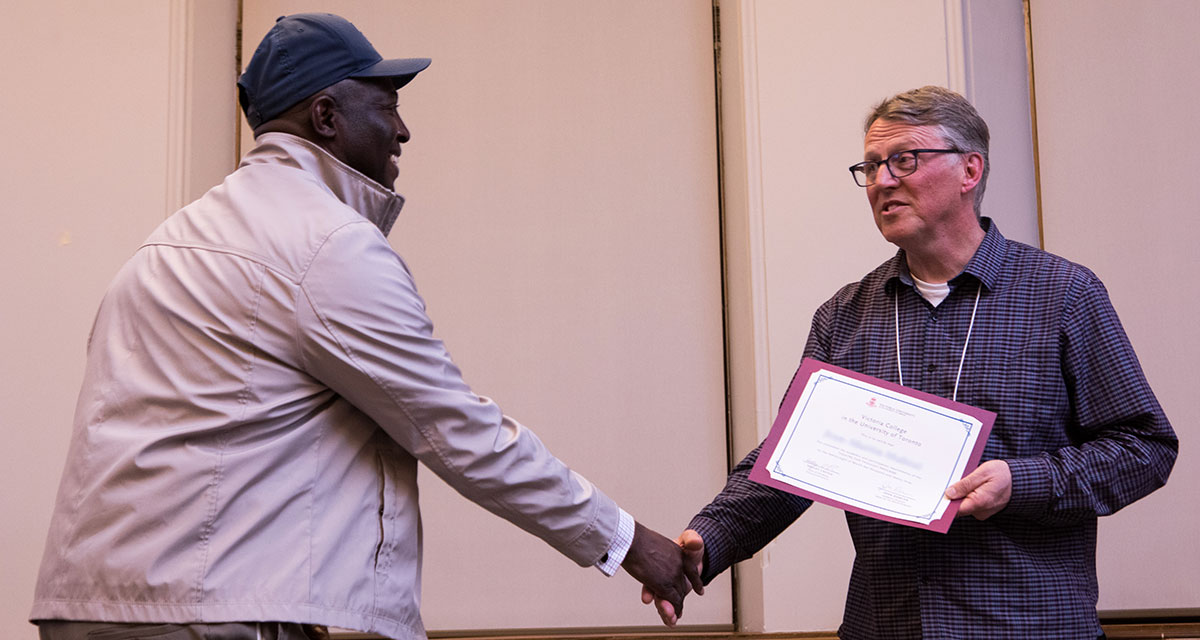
[294,220,618,567]
[1003,271,1178,526]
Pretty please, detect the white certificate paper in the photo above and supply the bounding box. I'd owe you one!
[750,358,995,533]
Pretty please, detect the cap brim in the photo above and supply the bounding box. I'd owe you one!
[351,57,431,90]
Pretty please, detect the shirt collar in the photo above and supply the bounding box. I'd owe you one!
[240,132,406,236]
[958,217,1006,291]
[887,217,1008,293]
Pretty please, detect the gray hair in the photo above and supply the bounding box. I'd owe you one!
[865,86,990,216]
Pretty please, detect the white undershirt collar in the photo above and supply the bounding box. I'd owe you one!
[911,273,951,306]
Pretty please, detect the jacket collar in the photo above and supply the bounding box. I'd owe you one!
[240,132,406,236]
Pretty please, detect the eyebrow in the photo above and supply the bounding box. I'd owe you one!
[864,142,918,161]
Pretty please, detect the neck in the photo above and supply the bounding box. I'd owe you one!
[903,220,986,283]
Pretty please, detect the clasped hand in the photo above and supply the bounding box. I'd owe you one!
[622,526,705,627]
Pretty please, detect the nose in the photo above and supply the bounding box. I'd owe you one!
[395,113,411,144]
[873,160,901,188]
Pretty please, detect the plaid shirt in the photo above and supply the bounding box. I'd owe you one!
[691,219,1177,639]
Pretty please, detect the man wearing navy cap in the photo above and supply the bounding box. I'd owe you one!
[30,13,698,640]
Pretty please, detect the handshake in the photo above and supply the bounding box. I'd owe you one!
[621,523,707,626]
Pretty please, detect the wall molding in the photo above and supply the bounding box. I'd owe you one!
[165,0,193,216]
[944,0,967,93]
[332,619,1200,640]
[715,1,772,628]
[735,0,773,448]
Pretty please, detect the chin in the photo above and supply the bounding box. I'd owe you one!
[877,219,914,245]
[373,174,397,192]
[873,213,899,235]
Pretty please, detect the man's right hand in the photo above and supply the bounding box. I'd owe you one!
[621,522,703,625]
[639,529,705,626]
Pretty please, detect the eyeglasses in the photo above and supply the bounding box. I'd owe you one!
[848,148,962,187]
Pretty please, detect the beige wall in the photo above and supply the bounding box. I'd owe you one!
[718,0,1197,631]
[7,0,733,635]
[239,0,732,630]
[718,0,1039,630]
[1,1,238,637]
[1030,0,1200,613]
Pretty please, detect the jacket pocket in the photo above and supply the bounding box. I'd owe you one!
[373,451,397,579]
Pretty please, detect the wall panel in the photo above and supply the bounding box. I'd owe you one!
[720,0,1039,631]
[240,0,732,631]
[2,2,238,638]
[1030,0,1200,614]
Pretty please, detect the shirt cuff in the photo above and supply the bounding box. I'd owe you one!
[1003,455,1052,519]
[594,508,635,576]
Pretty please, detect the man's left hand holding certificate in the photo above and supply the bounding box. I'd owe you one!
[750,358,995,533]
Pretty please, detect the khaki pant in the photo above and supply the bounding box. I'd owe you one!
[37,621,330,640]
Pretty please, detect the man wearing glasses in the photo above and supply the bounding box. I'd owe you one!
[644,86,1177,639]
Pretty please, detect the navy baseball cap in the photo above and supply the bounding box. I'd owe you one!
[238,13,431,128]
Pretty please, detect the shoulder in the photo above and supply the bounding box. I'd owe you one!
[822,256,899,310]
[154,160,381,281]
[809,256,900,335]
[990,238,1115,331]
[997,238,1104,294]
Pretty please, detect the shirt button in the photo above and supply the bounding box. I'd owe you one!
[926,364,938,372]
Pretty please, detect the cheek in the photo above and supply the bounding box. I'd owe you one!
[866,187,883,211]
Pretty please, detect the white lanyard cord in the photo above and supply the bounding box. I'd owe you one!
[895,281,982,402]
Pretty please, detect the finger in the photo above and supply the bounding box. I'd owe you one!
[683,563,703,596]
[680,529,704,548]
[945,475,977,500]
[655,597,678,627]
[661,586,684,619]
[964,497,1003,521]
[641,584,655,605]
[957,487,1003,519]
[680,534,705,595]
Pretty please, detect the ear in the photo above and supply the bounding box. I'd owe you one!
[960,151,984,194]
[309,94,339,139]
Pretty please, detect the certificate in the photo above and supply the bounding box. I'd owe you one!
[749,358,995,533]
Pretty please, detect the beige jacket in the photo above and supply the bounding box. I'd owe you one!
[31,133,619,639]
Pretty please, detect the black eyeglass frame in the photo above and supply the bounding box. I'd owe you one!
[848,148,962,187]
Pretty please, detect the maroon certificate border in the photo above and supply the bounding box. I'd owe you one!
[749,357,996,533]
